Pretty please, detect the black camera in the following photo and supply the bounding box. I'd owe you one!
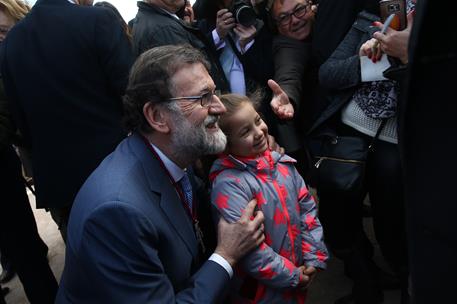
[231,1,257,27]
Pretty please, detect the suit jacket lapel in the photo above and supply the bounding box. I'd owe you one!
[159,178,198,258]
[130,134,198,257]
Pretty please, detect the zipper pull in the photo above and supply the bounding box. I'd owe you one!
[315,157,324,168]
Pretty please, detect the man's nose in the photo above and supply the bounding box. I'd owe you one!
[209,95,227,114]
[291,13,302,25]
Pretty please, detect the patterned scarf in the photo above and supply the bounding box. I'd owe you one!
[353,80,399,119]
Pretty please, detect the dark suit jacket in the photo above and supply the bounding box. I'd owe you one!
[132,1,228,92]
[0,0,133,208]
[309,11,379,136]
[272,35,311,152]
[400,0,457,302]
[56,134,229,303]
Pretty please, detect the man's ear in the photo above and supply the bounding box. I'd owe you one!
[143,102,171,134]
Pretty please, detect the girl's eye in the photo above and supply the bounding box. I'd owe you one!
[255,117,262,125]
[240,128,249,137]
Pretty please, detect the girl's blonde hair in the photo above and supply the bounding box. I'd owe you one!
[0,0,30,23]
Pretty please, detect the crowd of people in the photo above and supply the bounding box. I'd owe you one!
[0,0,454,304]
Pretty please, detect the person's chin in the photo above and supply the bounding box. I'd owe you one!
[290,24,311,41]
[253,138,268,154]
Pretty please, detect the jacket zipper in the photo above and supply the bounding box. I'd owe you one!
[314,157,363,168]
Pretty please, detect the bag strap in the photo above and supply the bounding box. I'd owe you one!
[368,119,388,151]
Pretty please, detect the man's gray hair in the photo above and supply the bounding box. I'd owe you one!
[122,44,210,133]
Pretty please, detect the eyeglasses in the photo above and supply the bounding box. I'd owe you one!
[168,90,219,108]
[275,3,310,27]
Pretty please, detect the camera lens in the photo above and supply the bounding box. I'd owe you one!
[236,5,256,27]
[232,2,257,27]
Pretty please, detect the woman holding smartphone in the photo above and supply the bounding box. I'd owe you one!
[311,1,415,303]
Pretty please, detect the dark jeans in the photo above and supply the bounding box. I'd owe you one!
[0,146,58,303]
[317,126,408,297]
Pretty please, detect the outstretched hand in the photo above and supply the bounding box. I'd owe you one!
[268,79,294,120]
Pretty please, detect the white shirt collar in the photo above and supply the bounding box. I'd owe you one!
[68,0,77,4]
[150,143,185,183]
[157,6,179,19]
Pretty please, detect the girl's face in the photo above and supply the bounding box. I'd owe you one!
[223,102,269,157]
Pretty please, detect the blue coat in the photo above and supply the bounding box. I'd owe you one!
[56,134,229,303]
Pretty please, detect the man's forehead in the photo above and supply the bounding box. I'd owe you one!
[171,62,214,94]
[274,0,306,14]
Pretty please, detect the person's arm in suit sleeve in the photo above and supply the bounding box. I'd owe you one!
[211,173,302,289]
[292,168,328,269]
[94,9,133,97]
[79,202,229,304]
[272,35,309,111]
[318,24,365,91]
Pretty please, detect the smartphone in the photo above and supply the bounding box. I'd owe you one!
[379,0,407,31]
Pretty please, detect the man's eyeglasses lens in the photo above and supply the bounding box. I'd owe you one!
[199,92,213,107]
[168,90,219,107]
[277,5,308,26]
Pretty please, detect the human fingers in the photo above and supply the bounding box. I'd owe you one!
[224,17,236,26]
[373,31,388,44]
[277,105,293,119]
[298,273,310,287]
[360,41,372,58]
[270,98,279,113]
[375,44,383,61]
[406,10,414,30]
[232,27,243,37]
[373,21,383,29]
[303,266,316,275]
[240,199,258,222]
[250,210,265,230]
[216,8,229,18]
[267,79,284,97]
[251,230,265,246]
[251,223,265,241]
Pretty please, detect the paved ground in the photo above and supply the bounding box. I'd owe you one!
[2,192,401,304]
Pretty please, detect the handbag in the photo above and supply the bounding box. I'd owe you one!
[307,120,387,192]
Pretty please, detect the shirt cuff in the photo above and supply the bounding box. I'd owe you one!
[236,39,255,54]
[212,29,226,50]
[209,253,233,278]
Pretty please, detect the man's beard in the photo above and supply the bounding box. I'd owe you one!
[170,113,227,162]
